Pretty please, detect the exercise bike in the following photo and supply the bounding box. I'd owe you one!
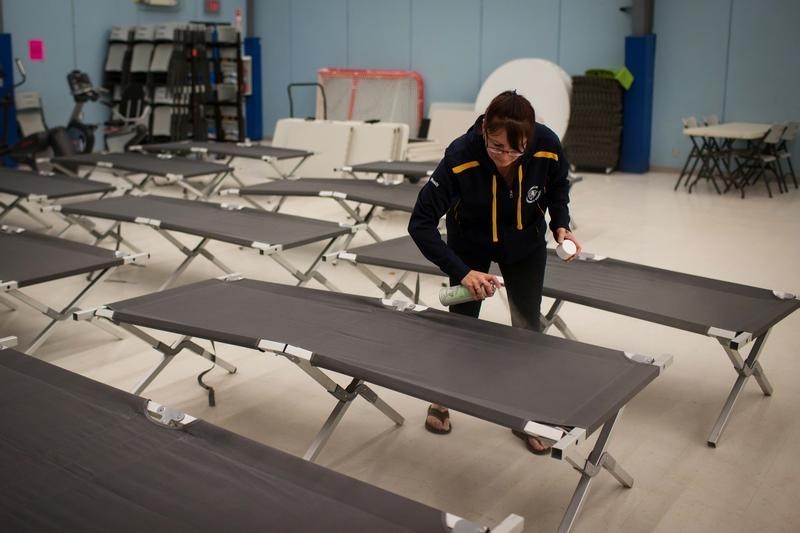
[64,69,100,153]
[0,58,74,167]
[65,69,150,153]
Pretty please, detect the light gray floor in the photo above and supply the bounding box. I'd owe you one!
[2,161,799,533]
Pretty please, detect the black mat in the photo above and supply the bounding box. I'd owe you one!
[51,152,231,178]
[61,195,349,249]
[237,177,421,212]
[106,278,660,434]
[0,348,449,532]
[0,230,123,286]
[0,168,114,199]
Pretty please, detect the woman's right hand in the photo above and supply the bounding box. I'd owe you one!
[460,270,502,300]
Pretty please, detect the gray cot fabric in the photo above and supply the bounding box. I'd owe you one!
[107,278,659,434]
[51,152,231,178]
[0,348,447,532]
[348,160,438,177]
[0,230,122,286]
[346,236,800,338]
[238,177,420,212]
[349,235,443,275]
[0,168,114,198]
[544,254,800,338]
[61,195,349,248]
[140,141,313,161]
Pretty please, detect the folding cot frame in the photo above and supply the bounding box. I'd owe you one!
[0,337,524,533]
[50,152,234,199]
[341,159,437,182]
[76,275,669,533]
[0,226,146,354]
[132,140,315,183]
[340,161,582,229]
[52,192,361,292]
[0,168,116,229]
[222,176,421,247]
[332,237,800,447]
[341,160,584,186]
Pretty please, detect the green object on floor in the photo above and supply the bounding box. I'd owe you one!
[585,67,634,90]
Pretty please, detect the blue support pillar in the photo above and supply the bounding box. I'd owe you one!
[620,34,656,173]
[0,33,19,167]
[244,36,263,141]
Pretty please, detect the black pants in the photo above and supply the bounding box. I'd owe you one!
[448,245,547,332]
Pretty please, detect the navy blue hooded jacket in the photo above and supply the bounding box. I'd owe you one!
[408,115,571,282]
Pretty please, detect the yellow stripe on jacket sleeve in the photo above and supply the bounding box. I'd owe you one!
[492,175,498,243]
[533,151,559,161]
[452,160,480,174]
[516,165,523,230]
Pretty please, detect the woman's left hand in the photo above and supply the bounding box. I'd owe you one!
[555,227,581,262]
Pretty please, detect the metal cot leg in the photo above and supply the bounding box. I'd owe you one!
[556,409,632,533]
[708,331,772,447]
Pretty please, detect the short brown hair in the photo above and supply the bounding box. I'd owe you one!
[483,90,536,153]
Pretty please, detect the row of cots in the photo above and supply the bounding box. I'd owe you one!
[1,141,798,532]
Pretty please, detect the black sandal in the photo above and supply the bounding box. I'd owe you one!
[424,405,451,434]
[511,429,551,455]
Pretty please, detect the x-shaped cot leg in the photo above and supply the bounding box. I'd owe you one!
[0,198,52,228]
[707,330,772,447]
[264,155,310,180]
[58,212,143,253]
[105,324,237,396]
[334,200,382,244]
[7,267,125,354]
[0,293,18,311]
[156,232,235,291]
[540,299,578,340]
[256,340,405,463]
[267,237,343,292]
[554,409,632,533]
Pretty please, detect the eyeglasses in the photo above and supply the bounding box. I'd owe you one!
[485,144,525,158]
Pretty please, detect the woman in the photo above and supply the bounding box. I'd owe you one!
[408,90,581,454]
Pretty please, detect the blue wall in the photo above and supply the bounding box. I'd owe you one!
[2,0,244,142]
[3,0,798,168]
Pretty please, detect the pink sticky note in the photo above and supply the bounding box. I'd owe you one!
[29,40,44,62]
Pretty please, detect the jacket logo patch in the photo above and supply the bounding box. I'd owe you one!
[526,186,541,203]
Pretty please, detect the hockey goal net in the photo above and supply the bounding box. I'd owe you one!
[317,68,424,136]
